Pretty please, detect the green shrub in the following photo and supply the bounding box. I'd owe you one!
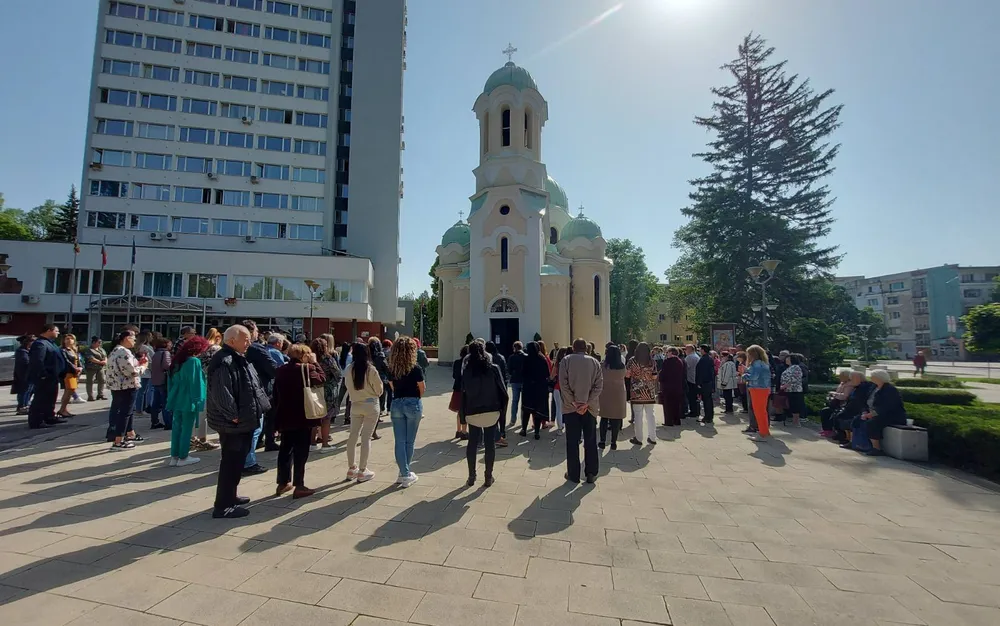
[908,403,1000,479]
[960,377,1000,385]
[897,388,976,405]
[895,378,965,389]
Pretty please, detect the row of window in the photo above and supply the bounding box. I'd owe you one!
[94,125,328,159]
[84,210,323,241]
[91,150,329,182]
[89,179,328,210]
[110,1,340,26]
[106,13,338,49]
[99,62,335,101]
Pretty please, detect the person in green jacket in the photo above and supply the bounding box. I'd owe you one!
[166,335,210,467]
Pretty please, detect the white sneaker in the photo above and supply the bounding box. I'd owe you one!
[312,444,322,452]
[319,445,336,453]
[167,457,178,467]
[71,396,86,404]
[176,456,200,467]
[347,467,359,481]
[356,469,375,482]
[399,472,418,488]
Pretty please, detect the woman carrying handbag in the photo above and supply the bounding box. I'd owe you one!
[462,341,509,488]
[272,344,326,499]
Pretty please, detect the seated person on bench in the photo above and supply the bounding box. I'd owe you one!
[833,370,875,445]
[819,369,856,437]
[851,369,907,457]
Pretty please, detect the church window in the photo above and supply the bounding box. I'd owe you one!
[482,111,489,154]
[501,108,511,147]
[499,205,510,216]
[500,237,509,271]
[549,227,557,245]
[594,275,601,316]
[524,110,532,149]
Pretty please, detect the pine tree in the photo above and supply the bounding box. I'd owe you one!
[48,186,79,243]
[670,33,844,346]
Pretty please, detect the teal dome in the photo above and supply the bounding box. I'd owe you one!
[561,214,602,241]
[441,221,470,247]
[483,62,538,95]
[545,175,569,209]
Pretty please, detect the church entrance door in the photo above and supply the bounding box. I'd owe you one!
[490,318,520,358]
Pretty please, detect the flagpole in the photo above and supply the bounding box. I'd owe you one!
[68,240,79,333]
[125,237,135,327]
[97,236,106,340]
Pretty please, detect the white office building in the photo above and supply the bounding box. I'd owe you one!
[0,0,405,340]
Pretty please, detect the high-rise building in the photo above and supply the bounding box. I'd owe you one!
[0,0,406,340]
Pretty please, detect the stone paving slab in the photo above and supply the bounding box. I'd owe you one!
[1,364,1000,625]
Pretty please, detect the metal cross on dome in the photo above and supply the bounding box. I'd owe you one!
[458,210,464,221]
[578,204,585,217]
[502,43,518,62]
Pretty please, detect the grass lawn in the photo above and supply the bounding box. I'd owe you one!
[959,377,1000,385]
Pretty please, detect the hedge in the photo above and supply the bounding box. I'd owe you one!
[897,388,976,406]
[895,378,965,389]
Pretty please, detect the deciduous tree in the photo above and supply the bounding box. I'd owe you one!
[607,238,660,343]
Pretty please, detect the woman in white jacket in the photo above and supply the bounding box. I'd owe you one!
[718,353,738,414]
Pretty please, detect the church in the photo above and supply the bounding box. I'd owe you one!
[435,52,612,362]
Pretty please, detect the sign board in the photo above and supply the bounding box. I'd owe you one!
[709,323,737,352]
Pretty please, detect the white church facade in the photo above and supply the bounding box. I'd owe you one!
[435,57,611,361]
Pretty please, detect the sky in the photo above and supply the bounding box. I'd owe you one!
[1,0,998,297]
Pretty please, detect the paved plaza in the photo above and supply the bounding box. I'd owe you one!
[1,365,1000,626]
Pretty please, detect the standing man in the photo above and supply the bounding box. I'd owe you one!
[696,344,716,425]
[172,326,196,357]
[507,341,525,427]
[559,338,603,484]
[27,324,67,429]
[206,325,270,519]
[241,320,277,463]
[683,344,700,418]
[82,336,108,402]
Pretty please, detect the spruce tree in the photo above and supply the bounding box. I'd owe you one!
[670,34,844,346]
[48,186,79,243]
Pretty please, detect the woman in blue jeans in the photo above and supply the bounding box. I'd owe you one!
[386,336,425,488]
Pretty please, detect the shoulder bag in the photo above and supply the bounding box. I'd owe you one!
[301,363,327,420]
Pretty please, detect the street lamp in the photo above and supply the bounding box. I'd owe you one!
[857,323,872,362]
[304,279,320,339]
[747,260,780,345]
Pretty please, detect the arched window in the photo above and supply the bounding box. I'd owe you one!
[500,237,509,271]
[501,108,511,147]
[482,111,489,154]
[524,110,532,149]
[594,275,601,316]
[549,227,558,245]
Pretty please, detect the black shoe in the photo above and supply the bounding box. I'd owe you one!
[610,443,617,450]
[343,418,351,426]
[97,395,107,400]
[149,423,164,430]
[598,441,606,449]
[45,418,67,425]
[241,464,268,476]
[87,397,95,402]
[263,444,280,452]
[518,429,527,437]
[234,496,251,505]
[629,437,642,446]
[213,505,250,519]
[564,472,580,484]
[484,476,494,488]
[864,448,885,457]
[30,423,53,430]
[585,474,596,484]
[534,432,540,440]
[467,475,476,487]
[256,440,265,450]
[371,432,381,441]
[647,438,657,445]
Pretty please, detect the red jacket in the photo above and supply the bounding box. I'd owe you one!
[273,360,326,432]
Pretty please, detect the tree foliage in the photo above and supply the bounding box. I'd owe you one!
[963,303,1000,354]
[606,238,660,343]
[991,276,1000,303]
[0,189,77,242]
[47,186,79,243]
[668,33,847,371]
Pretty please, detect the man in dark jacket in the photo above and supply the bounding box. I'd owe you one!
[242,320,278,459]
[484,341,509,442]
[27,324,67,429]
[507,341,526,427]
[207,325,271,519]
[695,344,716,425]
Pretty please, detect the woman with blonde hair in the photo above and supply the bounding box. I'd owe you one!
[192,328,222,451]
[742,345,771,439]
[58,334,82,418]
[387,336,425,487]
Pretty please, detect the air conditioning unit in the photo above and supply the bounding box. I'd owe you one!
[21,295,40,305]
[165,232,177,241]
[241,116,253,125]
[207,172,217,180]
[244,235,257,243]
[89,162,103,170]
[149,232,163,241]
[250,175,259,184]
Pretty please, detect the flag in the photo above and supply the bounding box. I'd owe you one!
[101,241,107,267]
[73,239,80,255]
[130,237,136,265]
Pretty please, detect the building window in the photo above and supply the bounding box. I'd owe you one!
[171,217,209,234]
[549,227,557,245]
[659,313,667,322]
[143,272,183,298]
[188,274,228,299]
[90,181,129,198]
[183,98,218,116]
[225,47,258,65]
[890,311,901,319]
[961,273,976,283]
[86,212,126,230]
[147,7,183,25]
[291,196,323,212]
[292,167,325,183]
[96,119,133,137]
[44,268,74,294]
[252,221,286,239]
[686,334,693,341]
[109,2,144,19]
[887,296,900,305]
[594,276,601,316]
[964,289,982,298]
[660,334,668,341]
[179,127,216,145]
[288,224,323,241]
[889,281,905,290]
[102,59,141,77]
[866,298,879,307]
[500,237,509,271]
[213,219,249,237]
[129,215,167,232]
[176,157,212,174]
[501,108,511,147]
[482,111,489,153]
[524,110,532,149]
[132,183,170,201]
[263,54,295,70]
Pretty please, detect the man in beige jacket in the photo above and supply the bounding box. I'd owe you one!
[559,338,604,484]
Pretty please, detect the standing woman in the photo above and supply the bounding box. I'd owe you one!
[462,341,508,487]
[536,340,552,427]
[657,346,686,427]
[165,335,209,467]
[780,353,805,427]
[388,336,425,488]
[736,351,749,414]
[311,337,342,453]
[520,342,550,440]
[192,328,222,451]
[343,342,382,482]
[742,345,771,439]
[550,347,569,434]
[82,336,108,402]
[626,342,659,446]
[57,334,82,419]
[106,331,148,450]
[273,344,326,498]
[625,340,638,423]
[451,345,469,440]
[148,337,173,430]
[718,353,739,414]
[337,341,353,425]
[598,345,627,449]
[133,331,154,417]
[13,334,36,415]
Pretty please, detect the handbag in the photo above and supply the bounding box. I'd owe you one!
[301,363,327,420]
[771,393,789,412]
[448,390,462,413]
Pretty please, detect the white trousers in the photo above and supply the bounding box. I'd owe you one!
[633,403,657,442]
[553,391,564,428]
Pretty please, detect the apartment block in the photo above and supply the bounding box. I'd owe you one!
[645,287,699,346]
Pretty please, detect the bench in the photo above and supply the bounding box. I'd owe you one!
[883,425,928,462]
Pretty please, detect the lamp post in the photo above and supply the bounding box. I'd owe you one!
[304,279,320,339]
[857,323,872,362]
[747,260,780,345]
